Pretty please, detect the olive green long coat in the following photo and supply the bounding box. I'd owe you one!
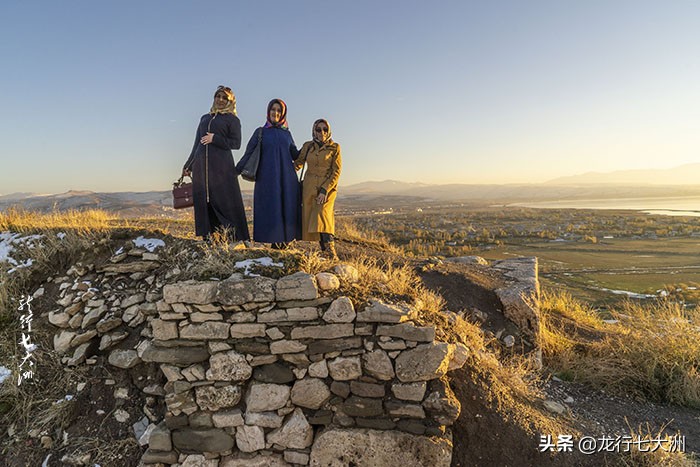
[295,141,342,241]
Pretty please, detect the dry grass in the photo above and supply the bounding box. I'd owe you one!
[616,422,696,467]
[539,290,700,408]
[0,320,88,457]
[59,436,140,466]
[0,207,111,233]
[335,217,403,254]
[296,249,333,276]
[108,215,195,239]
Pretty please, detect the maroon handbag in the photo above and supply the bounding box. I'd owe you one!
[172,176,194,209]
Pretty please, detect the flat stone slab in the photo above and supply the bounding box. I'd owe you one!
[356,300,416,323]
[291,324,354,340]
[98,261,159,274]
[276,272,318,301]
[220,453,289,467]
[172,428,234,453]
[310,428,451,466]
[377,323,435,342]
[163,281,218,304]
[216,276,276,305]
[140,342,209,364]
[394,343,452,382]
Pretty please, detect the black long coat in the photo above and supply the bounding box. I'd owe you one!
[183,113,250,240]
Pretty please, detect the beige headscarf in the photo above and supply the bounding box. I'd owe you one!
[210,85,237,115]
[312,118,332,145]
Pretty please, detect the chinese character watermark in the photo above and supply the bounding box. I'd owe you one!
[539,434,686,454]
[17,295,36,385]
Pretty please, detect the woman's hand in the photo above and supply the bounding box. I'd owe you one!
[200,132,214,145]
[316,193,327,205]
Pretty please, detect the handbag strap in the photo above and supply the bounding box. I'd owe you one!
[299,143,313,182]
[174,175,192,187]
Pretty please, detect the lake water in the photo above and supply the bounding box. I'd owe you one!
[510,196,700,217]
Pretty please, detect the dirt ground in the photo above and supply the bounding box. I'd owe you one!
[414,259,700,466]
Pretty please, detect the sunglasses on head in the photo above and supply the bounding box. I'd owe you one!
[315,127,329,133]
[217,85,231,92]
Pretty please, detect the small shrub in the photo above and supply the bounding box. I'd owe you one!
[539,290,700,408]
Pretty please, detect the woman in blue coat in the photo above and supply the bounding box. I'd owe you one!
[237,99,300,247]
[182,86,250,241]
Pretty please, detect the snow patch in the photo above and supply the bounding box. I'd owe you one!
[1,232,43,273]
[597,287,656,299]
[234,257,283,276]
[0,366,11,384]
[133,236,165,252]
[54,394,74,404]
[8,258,34,274]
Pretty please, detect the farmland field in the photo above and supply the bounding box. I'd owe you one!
[342,203,700,309]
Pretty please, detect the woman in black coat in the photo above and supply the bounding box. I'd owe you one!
[182,86,250,241]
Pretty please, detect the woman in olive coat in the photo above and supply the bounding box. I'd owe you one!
[182,86,250,241]
[295,118,342,258]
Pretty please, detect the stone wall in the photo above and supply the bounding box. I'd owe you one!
[493,257,540,339]
[48,248,468,466]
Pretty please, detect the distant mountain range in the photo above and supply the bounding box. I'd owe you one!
[3,165,700,215]
[340,181,700,203]
[543,163,700,186]
[0,190,178,217]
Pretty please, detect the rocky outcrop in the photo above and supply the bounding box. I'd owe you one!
[493,257,540,339]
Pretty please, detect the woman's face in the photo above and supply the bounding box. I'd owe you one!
[315,122,330,140]
[269,103,283,123]
[214,92,229,109]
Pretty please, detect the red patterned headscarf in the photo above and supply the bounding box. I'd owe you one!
[264,98,288,129]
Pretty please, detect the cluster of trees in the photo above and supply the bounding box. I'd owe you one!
[346,207,700,256]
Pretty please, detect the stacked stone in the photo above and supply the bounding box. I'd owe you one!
[48,246,165,367]
[138,270,469,466]
[493,257,540,339]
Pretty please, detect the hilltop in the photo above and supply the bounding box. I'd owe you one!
[0,211,698,466]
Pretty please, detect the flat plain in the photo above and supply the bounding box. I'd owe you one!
[340,200,700,308]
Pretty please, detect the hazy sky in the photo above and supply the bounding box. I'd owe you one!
[1,0,698,194]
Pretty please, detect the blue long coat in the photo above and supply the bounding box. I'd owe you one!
[183,113,250,240]
[238,127,301,243]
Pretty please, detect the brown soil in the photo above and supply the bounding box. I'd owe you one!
[449,366,614,467]
[416,258,700,466]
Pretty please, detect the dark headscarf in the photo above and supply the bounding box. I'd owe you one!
[264,98,288,129]
[312,118,332,146]
[210,85,237,115]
